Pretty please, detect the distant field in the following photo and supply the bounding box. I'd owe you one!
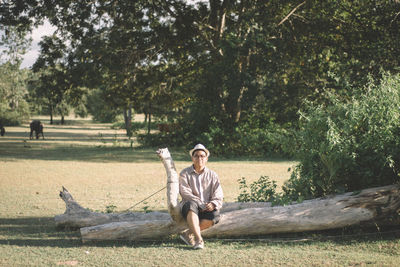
[0,116,295,216]
[0,116,399,266]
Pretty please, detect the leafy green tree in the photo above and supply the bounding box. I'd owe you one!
[86,88,120,123]
[0,62,30,125]
[261,0,400,123]
[149,1,314,152]
[37,1,172,136]
[5,0,400,157]
[32,35,71,124]
[1,25,31,65]
[0,26,32,125]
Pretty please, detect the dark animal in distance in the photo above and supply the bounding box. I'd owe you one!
[30,120,44,139]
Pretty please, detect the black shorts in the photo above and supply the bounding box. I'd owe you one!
[181,200,221,224]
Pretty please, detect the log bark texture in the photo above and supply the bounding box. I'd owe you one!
[156,148,183,223]
[54,186,171,228]
[201,184,400,238]
[55,148,400,242]
[55,186,269,229]
[79,184,400,241]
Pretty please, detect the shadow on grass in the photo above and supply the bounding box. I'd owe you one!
[0,123,294,163]
[0,140,285,163]
[0,217,81,248]
[0,124,189,162]
[0,125,126,140]
[0,142,189,162]
[0,141,292,163]
[1,216,399,249]
[0,216,189,249]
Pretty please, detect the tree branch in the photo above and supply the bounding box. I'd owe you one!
[278,1,306,26]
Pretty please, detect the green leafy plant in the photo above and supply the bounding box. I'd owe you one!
[105,204,117,213]
[284,72,400,200]
[237,176,292,206]
[142,201,152,213]
[237,176,277,202]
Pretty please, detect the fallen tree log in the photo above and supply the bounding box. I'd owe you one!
[55,148,400,241]
[202,184,400,238]
[79,183,400,241]
[55,186,270,229]
[54,186,171,228]
[80,220,185,241]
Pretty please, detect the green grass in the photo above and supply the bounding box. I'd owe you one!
[0,116,399,266]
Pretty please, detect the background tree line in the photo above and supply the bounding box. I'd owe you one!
[1,0,400,200]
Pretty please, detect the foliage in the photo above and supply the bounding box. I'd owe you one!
[105,204,117,214]
[31,35,76,124]
[235,113,295,157]
[73,99,88,118]
[179,113,293,158]
[237,73,400,204]
[0,101,30,126]
[137,130,185,148]
[237,176,293,206]
[283,72,400,200]
[3,0,400,155]
[0,62,30,125]
[0,25,31,65]
[237,176,277,203]
[0,26,31,125]
[86,89,120,123]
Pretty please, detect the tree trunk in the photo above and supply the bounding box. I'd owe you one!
[147,110,152,135]
[49,104,54,125]
[54,148,400,242]
[123,105,133,137]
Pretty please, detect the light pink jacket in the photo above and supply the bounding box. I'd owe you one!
[179,165,223,210]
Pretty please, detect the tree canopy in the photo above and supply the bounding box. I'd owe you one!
[1,0,400,150]
[1,0,400,198]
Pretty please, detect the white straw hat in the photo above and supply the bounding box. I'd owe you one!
[189,144,210,157]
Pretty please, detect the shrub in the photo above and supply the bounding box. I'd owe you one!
[237,176,278,202]
[237,176,293,206]
[284,72,400,200]
[193,116,293,157]
[236,115,295,157]
[86,89,120,122]
[136,120,185,147]
[0,101,30,126]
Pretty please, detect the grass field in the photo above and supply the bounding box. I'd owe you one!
[0,116,399,266]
